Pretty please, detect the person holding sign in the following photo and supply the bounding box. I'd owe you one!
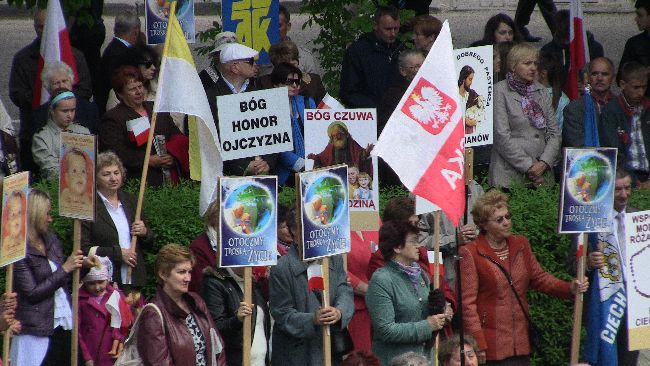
[489,43,560,188]
[99,66,183,187]
[81,152,153,289]
[271,62,316,185]
[202,265,270,366]
[32,88,91,179]
[583,169,640,365]
[137,244,226,365]
[269,246,354,365]
[366,220,449,366]
[206,43,279,177]
[12,189,86,366]
[460,190,588,365]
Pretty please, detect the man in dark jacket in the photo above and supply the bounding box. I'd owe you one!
[205,43,278,176]
[563,57,615,148]
[95,10,141,115]
[618,0,650,97]
[540,10,604,92]
[599,62,650,185]
[339,5,405,108]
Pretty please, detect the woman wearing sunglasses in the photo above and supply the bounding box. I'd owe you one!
[270,62,316,185]
[106,45,159,111]
[459,190,588,365]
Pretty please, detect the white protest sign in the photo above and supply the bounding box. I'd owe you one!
[217,87,292,161]
[454,45,494,147]
[624,210,650,350]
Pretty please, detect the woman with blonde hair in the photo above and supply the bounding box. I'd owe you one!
[489,43,561,188]
[137,244,226,365]
[460,190,587,365]
[12,189,85,365]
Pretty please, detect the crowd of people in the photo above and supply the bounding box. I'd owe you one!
[0,0,649,365]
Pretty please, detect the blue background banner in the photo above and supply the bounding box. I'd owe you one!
[219,176,278,267]
[558,148,617,233]
[222,0,279,65]
[145,0,196,45]
[300,165,351,261]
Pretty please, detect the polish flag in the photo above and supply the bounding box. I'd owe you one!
[317,93,344,109]
[373,21,465,226]
[566,0,589,100]
[33,0,78,108]
[307,262,324,291]
[428,250,444,276]
[126,117,151,147]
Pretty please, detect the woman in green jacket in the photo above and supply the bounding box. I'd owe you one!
[366,221,448,365]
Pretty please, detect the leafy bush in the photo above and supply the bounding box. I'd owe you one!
[7,179,650,365]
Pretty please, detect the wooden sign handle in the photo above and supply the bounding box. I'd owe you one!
[322,257,331,366]
[570,232,588,364]
[3,264,13,363]
[71,220,81,366]
[242,267,252,366]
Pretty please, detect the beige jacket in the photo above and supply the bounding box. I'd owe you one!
[488,79,560,187]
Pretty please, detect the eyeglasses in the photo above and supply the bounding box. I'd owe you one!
[489,213,512,224]
[284,78,301,86]
[234,58,255,66]
[404,63,423,70]
[140,61,155,68]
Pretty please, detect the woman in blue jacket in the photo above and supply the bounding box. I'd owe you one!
[271,63,316,185]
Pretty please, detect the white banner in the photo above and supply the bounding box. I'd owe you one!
[217,87,292,161]
[624,210,650,350]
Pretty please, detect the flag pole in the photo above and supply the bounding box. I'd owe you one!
[3,264,13,362]
[432,210,441,366]
[570,232,587,364]
[127,0,177,283]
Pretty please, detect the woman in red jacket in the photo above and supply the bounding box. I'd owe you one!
[460,190,588,365]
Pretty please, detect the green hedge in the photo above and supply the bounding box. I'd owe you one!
[9,179,650,365]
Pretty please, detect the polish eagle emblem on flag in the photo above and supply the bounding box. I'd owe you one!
[402,78,457,135]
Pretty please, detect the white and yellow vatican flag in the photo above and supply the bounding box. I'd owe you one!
[154,2,222,215]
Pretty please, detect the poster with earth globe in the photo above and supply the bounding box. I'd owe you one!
[299,165,350,261]
[219,176,277,267]
[558,148,617,233]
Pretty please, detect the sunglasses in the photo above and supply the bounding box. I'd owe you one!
[140,60,155,68]
[235,58,255,66]
[490,213,512,224]
[284,78,301,86]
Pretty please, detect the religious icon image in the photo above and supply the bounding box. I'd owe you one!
[458,65,486,135]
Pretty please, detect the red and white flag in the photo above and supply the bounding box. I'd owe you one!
[373,21,465,226]
[566,0,589,100]
[428,250,444,276]
[307,262,324,291]
[33,0,79,108]
[317,93,344,109]
[126,117,151,147]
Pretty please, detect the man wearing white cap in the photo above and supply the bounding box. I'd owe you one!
[199,31,239,92]
[206,43,278,176]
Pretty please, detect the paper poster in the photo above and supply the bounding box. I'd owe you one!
[219,176,277,267]
[454,46,493,147]
[558,148,617,233]
[145,0,195,44]
[217,87,292,161]
[59,132,96,221]
[299,165,351,261]
[1,172,29,267]
[625,210,650,350]
[304,109,379,230]
[222,0,279,65]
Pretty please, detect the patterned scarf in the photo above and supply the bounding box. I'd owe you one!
[395,260,422,290]
[506,72,546,129]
